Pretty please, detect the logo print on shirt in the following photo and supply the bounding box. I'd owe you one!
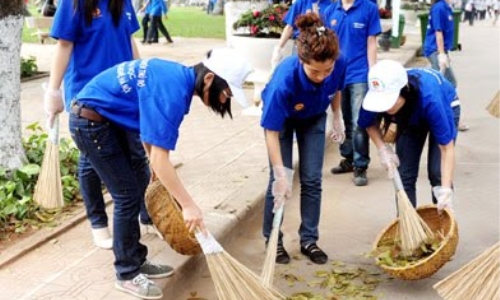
[353,22,365,29]
[294,103,305,111]
[92,8,102,18]
[330,19,337,26]
[126,12,132,21]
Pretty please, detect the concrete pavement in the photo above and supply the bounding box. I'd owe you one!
[1,19,497,300]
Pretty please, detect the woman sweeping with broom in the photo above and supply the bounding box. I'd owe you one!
[358,60,460,212]
[260,12,346,266]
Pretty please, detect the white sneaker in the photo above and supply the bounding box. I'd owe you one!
[91,227,113,249]
[115,274,163,299]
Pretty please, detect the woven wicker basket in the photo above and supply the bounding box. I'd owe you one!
[145,180,202,256]
[373,205,459,280]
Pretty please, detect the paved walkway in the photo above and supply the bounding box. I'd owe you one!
[1,28,426,300]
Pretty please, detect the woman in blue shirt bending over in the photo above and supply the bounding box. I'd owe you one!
[261,12,346,265]
[358,60,460,214]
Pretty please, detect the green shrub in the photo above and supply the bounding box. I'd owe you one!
[20,56,38,78]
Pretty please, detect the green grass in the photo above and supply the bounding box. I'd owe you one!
[21,6,226,43]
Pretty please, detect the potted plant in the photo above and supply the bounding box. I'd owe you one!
[232,3,289,38]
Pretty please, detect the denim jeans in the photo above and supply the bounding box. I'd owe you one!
[69,112,149,280]
[79,131,151,229]
[427,51,458,88]
[262,113,326,247]
[396,106,461,207]
[339,83,370,169]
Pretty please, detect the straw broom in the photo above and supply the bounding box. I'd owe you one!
[33,116,64,209]
[434,242,499,300]
[195,230,285,300]
[261,202,284,287]
[393,168,435,256]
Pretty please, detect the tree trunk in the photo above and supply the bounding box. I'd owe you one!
[0,1,27,170]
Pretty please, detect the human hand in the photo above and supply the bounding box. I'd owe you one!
[378,144,400,178]
[438,53,449,73]
[432,186,454,214]
[272,166,293,212]
[43,87,64,129]
[329,116,345,144]
[182,203,205,233]
[271,46,284,70]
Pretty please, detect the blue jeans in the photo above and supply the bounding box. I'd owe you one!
[69,111,149,280]
[79,132,151,229]
[427,51,458,88]
[263,113,326,247]
[396,106,461,207]
[339,83,370,169]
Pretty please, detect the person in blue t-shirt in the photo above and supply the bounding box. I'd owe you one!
[147,0,173,44]
[43,0,157,252]
[358,60,460,213]
[323,0,381,186]
[424,0,468,131]
[271,0,334,67]
[45,48,252,299]
[261,13,346,265]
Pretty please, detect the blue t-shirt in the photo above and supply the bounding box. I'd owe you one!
[358,68,458,145]
[260,54,346,131]
[423,0,454,56]
[283,0,334,39]
[50,0,140,110]
[323,0,381,85]
[76,59,195,150]
[149,0,167,16]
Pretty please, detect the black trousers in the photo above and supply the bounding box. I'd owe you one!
[148,16,173,43]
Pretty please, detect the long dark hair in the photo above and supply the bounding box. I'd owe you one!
[193,62,233,119]
[73,0,124,26]
[380,74,420,140]
[295,13,340,63]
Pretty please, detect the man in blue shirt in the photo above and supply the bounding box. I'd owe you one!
[323,0,381,186]
[424,0,468,131]
[358,60,459,211]
[44,48,252,299]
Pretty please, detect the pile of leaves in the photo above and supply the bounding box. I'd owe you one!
[0,123,81,239]
[372,237,443,268]
[232,4,289,38]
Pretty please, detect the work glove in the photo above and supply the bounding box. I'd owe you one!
[438,53,449,73]
[43,86,64,129]
[329,115,345,144]
[378,144,400,179]
[271,46,284,70]
[432,186,454,214]
[272,166,294,213]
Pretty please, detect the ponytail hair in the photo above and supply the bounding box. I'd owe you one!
[295,12,340,63]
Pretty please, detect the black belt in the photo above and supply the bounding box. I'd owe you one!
[71,102,105,123]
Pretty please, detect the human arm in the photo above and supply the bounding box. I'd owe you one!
[271,25,294,69]
[367,35,378,68]
[435,31,449,72]
[432,141,455,213]
[147,143,205,232]
[44,39,73,127]
[131,36,140,59]
[329,91,345,144]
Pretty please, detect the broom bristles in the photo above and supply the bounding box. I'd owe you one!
[33,133,64,209]
[397,190,435,256]
[486,90,499,118]
[434,242,500,300]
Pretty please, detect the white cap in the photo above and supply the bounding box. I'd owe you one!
[362,60,408,112]
[203,48,253,108]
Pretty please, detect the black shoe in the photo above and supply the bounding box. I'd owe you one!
[353,168,368,186]
[276,244,290,264]
[330,159,354,174]
[301,243,328,264]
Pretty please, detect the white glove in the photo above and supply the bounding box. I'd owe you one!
[43,87,64,129]
[271,46,284,70]
[378,144,400,179]
[271,166,294,212]
[432,186,454,214]
[329,116,345,144]
[438,53,449,73]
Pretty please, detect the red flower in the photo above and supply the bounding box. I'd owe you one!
[250,25,259,35]
[253,11,260,17]
[269,15,275,21]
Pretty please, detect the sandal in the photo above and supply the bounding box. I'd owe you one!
[276,244,290,264]
[301,243,328,264]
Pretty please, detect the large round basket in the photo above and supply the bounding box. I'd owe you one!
[373,205,459,280]
[145,180,202,256]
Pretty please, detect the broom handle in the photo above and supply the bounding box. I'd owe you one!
[272,203,284,228]
[48,115,60,145]
[392,167,404,192]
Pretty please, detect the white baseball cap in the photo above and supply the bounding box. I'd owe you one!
[203,48,254,108]
[362,60,408,112]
